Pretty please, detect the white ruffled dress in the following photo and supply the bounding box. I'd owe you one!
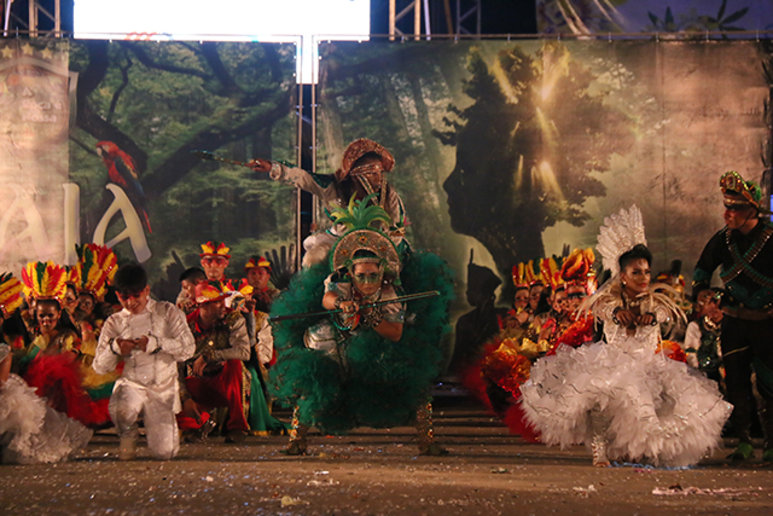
[520,291,732,467]
[0,345,92,464]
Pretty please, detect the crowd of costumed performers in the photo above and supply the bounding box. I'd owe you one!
[0,278,92,464]
[160,241,288,447]
[267,194,454,455]
[461,249,600,441]
[0,244,119,464]
[2,148,770,469]
[0,238,292,462]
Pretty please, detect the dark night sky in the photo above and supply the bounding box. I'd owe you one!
[371,0,538,36]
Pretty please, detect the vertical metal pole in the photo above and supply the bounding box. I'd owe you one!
[389,0,396,41]
[311,37,318,238]
[414,0,420,40]
[295,37,304,270]
[455,0,459,35]
[29,0,37,38]
[443,0,453,35]
[423,0,431,39]
[55,0,60,35]
[3,0,12,36]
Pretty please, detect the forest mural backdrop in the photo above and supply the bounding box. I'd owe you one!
[0,37,771,322]
[67,40,299,299]
[317,39,771,311]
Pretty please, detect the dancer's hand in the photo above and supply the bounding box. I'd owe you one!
[613,307,636,327]
[116,338,136,356]
[133,336,148,352]
[248,158,272,173]
[192,355,207,377]
[339,300,359,314]
[636,312,655,326]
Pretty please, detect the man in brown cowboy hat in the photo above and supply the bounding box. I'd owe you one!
[693,170,773,462]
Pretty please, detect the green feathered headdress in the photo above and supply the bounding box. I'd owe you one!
[329,193,391,232]
[329,194,401,278]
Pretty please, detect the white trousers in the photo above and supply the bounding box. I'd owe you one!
[109,377,180,460]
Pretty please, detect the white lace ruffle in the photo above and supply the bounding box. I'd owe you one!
[520,342,732,467]
[0,374,92,464]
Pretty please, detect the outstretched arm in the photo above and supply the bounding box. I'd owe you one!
[250,159,337,199]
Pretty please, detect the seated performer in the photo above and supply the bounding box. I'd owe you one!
[176,267,207,315]
[240,256,286,435]
[250,138,408,266]
[180,282,251,443]
[244,256,280,313]
[0,273,29,369]
[93,263,195,460]
[496,264,533,336]
[521,205,732,467]
[269,196,454,455]
[528,278,545,315]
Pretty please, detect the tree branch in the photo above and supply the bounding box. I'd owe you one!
[199,42,238,95]
[121,42,210,81]
[107,57,132,123]
[143,88,293,197]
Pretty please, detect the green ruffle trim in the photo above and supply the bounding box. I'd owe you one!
[268,250,454,434]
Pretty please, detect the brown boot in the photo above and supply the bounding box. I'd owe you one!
[416,401,448,456]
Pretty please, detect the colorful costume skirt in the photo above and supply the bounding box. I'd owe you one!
[269,250,454,434]
[520,342,732,467]
[0,374,92,464]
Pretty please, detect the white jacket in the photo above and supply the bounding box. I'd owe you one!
[93,299,195,389]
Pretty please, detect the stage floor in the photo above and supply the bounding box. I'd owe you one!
[2,396,772,515]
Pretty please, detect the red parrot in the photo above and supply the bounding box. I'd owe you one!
[96,141,152,233]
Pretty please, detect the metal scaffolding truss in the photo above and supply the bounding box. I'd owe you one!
[455,0,481,36]
[3,0,61,37]
[388,0,481,38]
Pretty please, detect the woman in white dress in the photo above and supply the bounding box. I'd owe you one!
[520,206,732,467]
[0,343,92,464]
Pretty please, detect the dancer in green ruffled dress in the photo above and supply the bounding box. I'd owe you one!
[269,196,454,455]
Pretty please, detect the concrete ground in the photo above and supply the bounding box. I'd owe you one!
[1,396,772,515]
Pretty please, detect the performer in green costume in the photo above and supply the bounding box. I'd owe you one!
[269,196,453,455]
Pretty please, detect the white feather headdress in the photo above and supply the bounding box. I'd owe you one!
[595,205,647,277]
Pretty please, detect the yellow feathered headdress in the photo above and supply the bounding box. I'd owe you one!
[539,257,563,292]
[200,241,231,259]
[0,273,24,316]
[73,243,118,300]
[21,261,68,301]
[512,260,537,290]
